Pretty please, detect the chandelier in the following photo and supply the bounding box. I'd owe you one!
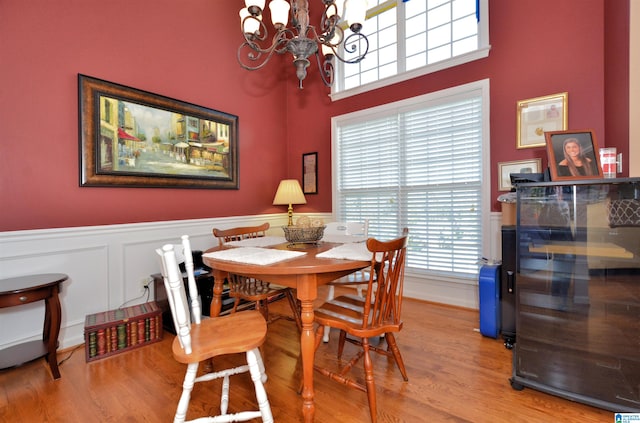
[238,0,369,89]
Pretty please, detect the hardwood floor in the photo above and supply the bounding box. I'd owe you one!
[0,287,613,422]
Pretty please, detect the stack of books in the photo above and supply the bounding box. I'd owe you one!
[84,301,163,362]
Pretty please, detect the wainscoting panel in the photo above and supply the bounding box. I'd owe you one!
[0,212,503,350]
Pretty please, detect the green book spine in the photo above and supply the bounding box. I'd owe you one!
[88,332,97,358]
[117,324,127,349]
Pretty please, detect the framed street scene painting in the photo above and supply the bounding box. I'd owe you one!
[79,74,238,189]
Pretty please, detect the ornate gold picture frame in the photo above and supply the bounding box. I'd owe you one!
[516,92,568,149]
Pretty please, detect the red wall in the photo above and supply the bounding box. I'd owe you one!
[0,0,627,232]
[0,0,291,231]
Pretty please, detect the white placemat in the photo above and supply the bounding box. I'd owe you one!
[203,247,306,265]
[225,236,287,247]
[316,243,376,261]
[321,234,367,244]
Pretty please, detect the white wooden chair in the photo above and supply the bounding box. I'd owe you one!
[157,235,273,423]
[321,220,372,342]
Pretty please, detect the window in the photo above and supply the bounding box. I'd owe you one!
[332,79,490,279]
[333,0,490,99]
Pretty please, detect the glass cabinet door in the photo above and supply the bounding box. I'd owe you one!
[511,178,640,412]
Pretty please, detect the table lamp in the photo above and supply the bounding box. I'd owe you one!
[273,179,307,226]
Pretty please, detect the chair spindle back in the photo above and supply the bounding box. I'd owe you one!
[156,235,202,354]
[213,222,269,246]
[362,229,408,330]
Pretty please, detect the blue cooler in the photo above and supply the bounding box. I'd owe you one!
[479,264,501,338]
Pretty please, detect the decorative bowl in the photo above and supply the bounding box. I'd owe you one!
[282,225,326,244]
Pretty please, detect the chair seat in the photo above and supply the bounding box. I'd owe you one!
[314,295,403,338]
[172,310,267,364]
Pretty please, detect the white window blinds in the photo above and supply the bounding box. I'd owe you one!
[334,84,486,277]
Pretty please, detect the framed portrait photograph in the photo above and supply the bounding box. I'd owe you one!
[545,129,603,181]
[517,92,568,149]
[498,159,542,191]
[302,152,317,194]
[79,74,239,189]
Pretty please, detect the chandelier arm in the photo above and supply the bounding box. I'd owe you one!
[241,15,269,45]
[315,51,334,87]
[329,32,369,64]
[237,41,281,71]
[319,2,339,39]
[237,27,297,71]
[242,26,293,55]
[303,25,324,44]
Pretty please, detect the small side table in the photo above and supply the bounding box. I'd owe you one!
[0,273,68,379]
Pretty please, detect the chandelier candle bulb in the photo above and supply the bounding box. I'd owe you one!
[269,0,290,27]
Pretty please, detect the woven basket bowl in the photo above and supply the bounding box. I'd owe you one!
[282,225,326,243]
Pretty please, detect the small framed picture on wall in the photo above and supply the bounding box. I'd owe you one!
[302,152,317,194]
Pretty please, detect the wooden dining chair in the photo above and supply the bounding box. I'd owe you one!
[313,229,409,423]
[322,220,374,342]
[157,235,273,423]
[212,223,302,331]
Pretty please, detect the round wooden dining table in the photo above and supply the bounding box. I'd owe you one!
[203,241,369,423]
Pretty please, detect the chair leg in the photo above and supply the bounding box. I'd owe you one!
[337,330,347,360]
[220,374,230,415]
[362,340,378,423]
[232,297,241,313]
[285,289,302,332]
[173,362,199,423]
[385,333,408,381]
[254,345,268,384]
[247,348,274,423]
[323,285,335,342]
[254,299,269,322]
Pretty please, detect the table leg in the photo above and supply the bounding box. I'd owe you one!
[44,285,62,379]
[210,269,227,317]
[297,275,317,423]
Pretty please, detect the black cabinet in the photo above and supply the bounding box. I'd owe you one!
[510,178,640,412]
[500,225,516,349]
[153,270,218,334]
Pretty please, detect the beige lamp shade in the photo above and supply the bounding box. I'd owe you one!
[273,179,306,226]
[273,179,307,206]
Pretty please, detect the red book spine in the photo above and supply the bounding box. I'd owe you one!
[104,327,111,353]
[97,329,106,356]
[130,321,137,345]
[137,320,145,344]
[149,317,156,341]
[127,322,132,346]
[110,326,117,351]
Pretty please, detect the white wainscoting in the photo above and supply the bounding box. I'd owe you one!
[0,212,504,351]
